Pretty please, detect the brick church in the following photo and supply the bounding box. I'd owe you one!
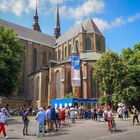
[0,5,105,108]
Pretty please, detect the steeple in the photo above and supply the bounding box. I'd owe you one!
[54,4,61,38]
[32,2,41,32]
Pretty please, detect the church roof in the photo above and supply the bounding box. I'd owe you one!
[56,18,102,46]
[52,52,101,65]
[0,19,56,47]
[80,52,101,61]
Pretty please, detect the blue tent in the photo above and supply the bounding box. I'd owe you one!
[51,98,98,109]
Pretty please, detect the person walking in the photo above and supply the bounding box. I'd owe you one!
[45,106,52,134]
[35,107,46,137]
[0,108,8,139]
[56,108,61,128]
[92,108,97,121]
[22,108,30,136]
[51,108,58,131]
[131,105,139,125]
[70,106,75,123]
[60,108,65,125]
[106,108,113,131]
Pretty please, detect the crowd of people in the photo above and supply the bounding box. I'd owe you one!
[0,104,139,138]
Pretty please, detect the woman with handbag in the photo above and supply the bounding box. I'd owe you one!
[131,105,139,125]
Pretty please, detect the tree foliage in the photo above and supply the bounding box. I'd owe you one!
[93,51,125,105]
[0,25,25,97]
[64,92,77,98]
[119,43,140,107]
[93,43,140,108]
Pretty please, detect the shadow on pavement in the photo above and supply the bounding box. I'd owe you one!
[6,137,24,139]
[111,129,127,133]
[29,131,70,137]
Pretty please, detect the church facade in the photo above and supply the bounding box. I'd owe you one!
[0,5,105,108]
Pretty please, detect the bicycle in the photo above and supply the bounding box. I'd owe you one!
[108,117,116,132]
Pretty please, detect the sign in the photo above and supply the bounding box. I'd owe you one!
[71,55,81,87]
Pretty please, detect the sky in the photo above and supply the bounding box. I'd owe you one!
[0,0,140,53]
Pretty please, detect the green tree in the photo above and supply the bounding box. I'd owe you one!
[64,92,77,98]
[93,43,140,108]
[93,51,126,105]
[0,25,25,97]
[119,43,140,107]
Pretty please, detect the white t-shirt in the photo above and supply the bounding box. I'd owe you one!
[107,111,113,120]
[0,113,6,123]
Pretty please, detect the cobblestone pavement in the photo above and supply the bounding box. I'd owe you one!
[1,117,140,140]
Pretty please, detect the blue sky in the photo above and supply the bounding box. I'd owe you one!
[0,0,140,53]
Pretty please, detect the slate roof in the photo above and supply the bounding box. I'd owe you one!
[53,52,101,65]
[56,17,102,46]
[80,52,101,61]
[0,19,56,47]
[0,17,102,49]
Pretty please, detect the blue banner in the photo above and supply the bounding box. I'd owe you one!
[71,55,81,87]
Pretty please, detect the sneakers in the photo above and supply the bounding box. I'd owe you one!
[4,136,8,139]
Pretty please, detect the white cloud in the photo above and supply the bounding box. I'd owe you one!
[94,18,110,31]
[94,13,140,32]
[49,0,66,5]
[11,0,25,16]
[0,0,140,32]
[127,13,140,23]
[60,0,104,20]
[0,0,46,16]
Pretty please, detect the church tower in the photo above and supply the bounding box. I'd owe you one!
[54,5,61,38]
[32,3,41,32]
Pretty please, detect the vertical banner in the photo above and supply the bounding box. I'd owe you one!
[71,55,81,87]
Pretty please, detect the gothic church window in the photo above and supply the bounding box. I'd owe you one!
[65,46,67,58]
[58,50,61,60]
[43,51,46,66]
[55,71,61,98]
[45,76,49,102]
[74,40,79,53]
[68,44,71,57]
[67,71,72,93]
[33,48,37,72]
[36,76,39,101]
[62,47,64,60]
[96,36,101,51]
[90,68,97,98]
[48,52,51,61]
[85,38,92,51]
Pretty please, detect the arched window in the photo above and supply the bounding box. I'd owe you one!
[74,40,79,53]
[68,44,71,57]
[48,52,51,61]
[62,47,64,60]
[90,68,97,98]
[45,76,49,103]
[46,53,48,65]
[43,51,46,66]
[65,46,67,58]
[58,50,61,60]
[36,76,39,100]
[76,41,79,53]
[55,71,61,98]
[96,36,101,51]
[85,38,92,51]
[67,71,72,93]
[33,48,37,72]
